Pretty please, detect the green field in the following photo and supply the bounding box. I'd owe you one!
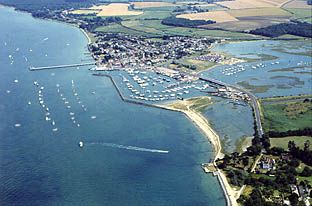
[261,94,312,102]
[123,10,173,21]
[262,100,312,132]
[286,8,312,23]
[90,3,262,40]
[270,136,312,150]
[95,23,156,37]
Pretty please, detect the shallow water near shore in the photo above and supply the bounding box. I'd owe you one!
[0,7,226,205]
[203,40,312,97]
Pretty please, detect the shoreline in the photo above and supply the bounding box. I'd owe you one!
[78,27,92,45]
[0,4,92,46]
[2,5,237,204]
[156,101,239,206]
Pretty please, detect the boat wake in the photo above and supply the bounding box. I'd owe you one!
[86,142,169,154]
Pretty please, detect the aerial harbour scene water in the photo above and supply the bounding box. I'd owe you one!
[0,1,311,205]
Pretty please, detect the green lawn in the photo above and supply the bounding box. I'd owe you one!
[262,100,312,132]
[270,136,311,150]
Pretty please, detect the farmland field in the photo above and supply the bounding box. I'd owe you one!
[130,2,175,9]
[120,19,259,39]
[90,3,143,16]
[283,0,312,8]
[177,11,238,23]
[121,20,164,34]
[215,0,274,9]
[200,16,289,31]
[95,23,152,36]
[123,10,172,21]
[228,7,291,18]
[260,0,290,7]
[270,136,312,150]
[286,8,312,23]
[262,100,312,132]
[70,9,99,15]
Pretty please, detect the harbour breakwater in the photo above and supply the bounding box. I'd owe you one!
[92,73,178,113]
[29,62,95,71]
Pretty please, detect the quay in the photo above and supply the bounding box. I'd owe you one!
[29,62,95,71]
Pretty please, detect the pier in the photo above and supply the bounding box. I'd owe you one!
[29,62,95,71]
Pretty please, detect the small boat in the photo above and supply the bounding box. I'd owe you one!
[14,123,21,127]
[52,121,55,126]
[52,128,58,132]
[14,79,18,83]
[79,141,84,148]
[91,116,96,119]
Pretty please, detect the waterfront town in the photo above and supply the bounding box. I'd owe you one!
[1,0,311,205]
[89,33,215,68]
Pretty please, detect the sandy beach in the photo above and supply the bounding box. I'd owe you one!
[79,28,92,44]
[157,99,240,206]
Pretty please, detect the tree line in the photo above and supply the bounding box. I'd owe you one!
[250,21,312,38]
[266,128,312,138]
[162,15,215,28]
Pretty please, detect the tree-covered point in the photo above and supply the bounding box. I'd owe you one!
[79,16,122,32]
[162,15,215,28]
[250,21,312,38]
[0,0,97,11]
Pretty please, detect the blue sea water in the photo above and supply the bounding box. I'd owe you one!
[0,7,225,206]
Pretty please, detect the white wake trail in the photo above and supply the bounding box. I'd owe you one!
[86,142,169,154]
